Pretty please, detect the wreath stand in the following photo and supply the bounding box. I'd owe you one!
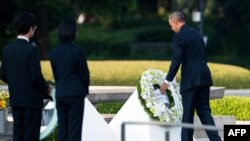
[109,90,183,141]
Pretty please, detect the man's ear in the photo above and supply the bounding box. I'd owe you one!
[29,27,33,32]
[28,27,34,37]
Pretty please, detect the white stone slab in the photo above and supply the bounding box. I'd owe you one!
[0,110,7,134]
[82,98,118,141]
[109,90,186,141]
[40,89,117,141]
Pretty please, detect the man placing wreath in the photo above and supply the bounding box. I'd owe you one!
[160,11,222,141]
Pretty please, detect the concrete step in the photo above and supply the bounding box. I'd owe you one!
[195,138,223,141]
[193,116,235,139]
[102,114,234,139]
[196,138,209,141]
[196,138,225,141]
[0,86,225,104]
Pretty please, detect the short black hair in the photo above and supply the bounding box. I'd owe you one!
[13,12,36,34]
[58,19,77,43]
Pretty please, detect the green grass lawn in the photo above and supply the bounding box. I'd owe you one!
[41,60,249,89]
[1,60,249,89]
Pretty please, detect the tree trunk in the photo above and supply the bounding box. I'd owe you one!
[34,6,50,60]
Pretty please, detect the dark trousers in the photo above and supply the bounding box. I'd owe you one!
[56,97,84,141]
[12,107,42,141]
[181,85,221,141]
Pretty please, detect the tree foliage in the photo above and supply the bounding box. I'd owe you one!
[0,0,16,49]
[1,0,249,60]
[220,0,250,55]
[205,0,250,57]
[79,0,137,24]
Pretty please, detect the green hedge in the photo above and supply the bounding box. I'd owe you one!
[41,129,57,141]
[96,102,124,114]
[210,96,250,120]
[96,96,250,121]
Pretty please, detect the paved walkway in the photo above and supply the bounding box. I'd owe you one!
[225,89,250,96]
[1,85,250,94]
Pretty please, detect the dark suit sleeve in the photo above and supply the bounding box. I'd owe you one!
[50,62,57,81]
[166,34,184,81]
[78,48,90,94]
[28,46,49,93]
[0,56,7,82]
[49,54,58,82]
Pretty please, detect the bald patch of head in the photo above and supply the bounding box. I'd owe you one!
[169,11,185,23]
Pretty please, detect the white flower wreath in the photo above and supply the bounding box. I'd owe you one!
[137,68,183,123]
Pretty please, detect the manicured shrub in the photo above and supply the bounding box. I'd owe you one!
[210,96,250,120]
[95,96,250,121]
[96,102,124,114]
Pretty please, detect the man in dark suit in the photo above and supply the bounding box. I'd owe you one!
[0,12,51,141]
[160,11,221,141]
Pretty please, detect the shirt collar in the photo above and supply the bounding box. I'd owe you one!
[17,35,29,42]
[180,24,187,31]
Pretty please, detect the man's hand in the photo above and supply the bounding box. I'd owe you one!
[160,83,168,94]
[47,85,53,95]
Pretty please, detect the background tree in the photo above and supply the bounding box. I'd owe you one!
[0,0,249,66]
[79,0,137,25]
[14,0,75,59]
[0,0,16,53]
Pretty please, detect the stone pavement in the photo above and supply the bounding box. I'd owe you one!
[88,86,225,103]
[225,89,250,96]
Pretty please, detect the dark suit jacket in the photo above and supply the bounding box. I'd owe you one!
[0,39,48,108]
[49,42,90,98]
[166,24,212,93]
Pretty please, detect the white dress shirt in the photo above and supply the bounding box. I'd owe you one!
[17,35,29,42]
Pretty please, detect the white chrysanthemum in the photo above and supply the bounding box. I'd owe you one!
[146,102,153,108]
[138,68,183,123]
